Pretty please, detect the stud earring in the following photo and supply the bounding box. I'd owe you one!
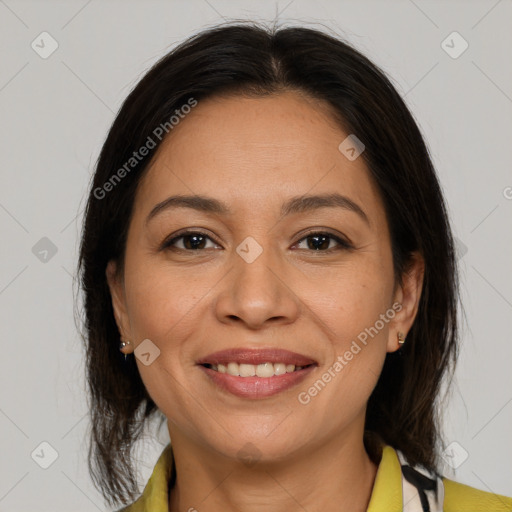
[397,332,405,346]
[119,339,131,361]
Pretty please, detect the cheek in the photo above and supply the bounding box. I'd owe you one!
[306,261,393,387]
[309,261,392,336]
[299,280,392,422]
[122,263,211,417]
[123,256,213,342]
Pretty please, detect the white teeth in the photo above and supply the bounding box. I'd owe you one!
[266,363,286,377]
[256,362,275,377]
[239,363,256,377]
[227,362,239,376]
[207,362,309,377]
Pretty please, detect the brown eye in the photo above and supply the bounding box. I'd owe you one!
[294,232,352,251]
[163,231,220,251]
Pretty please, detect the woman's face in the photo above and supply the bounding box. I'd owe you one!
[107,90,423,461]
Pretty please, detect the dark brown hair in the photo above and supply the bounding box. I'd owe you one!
[77,21,459,508]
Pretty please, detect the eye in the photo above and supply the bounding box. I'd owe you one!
[161,229,352,253]
[293,231,352,252]
[162,231,220,251]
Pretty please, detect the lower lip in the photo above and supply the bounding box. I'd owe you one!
[198,364,316,399]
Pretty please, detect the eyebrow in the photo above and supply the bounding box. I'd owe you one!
[145,193,370,226]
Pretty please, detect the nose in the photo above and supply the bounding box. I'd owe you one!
[213,240,301,330]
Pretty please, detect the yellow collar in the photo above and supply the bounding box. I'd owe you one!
[367,445,403,511]
[121,443,404,512]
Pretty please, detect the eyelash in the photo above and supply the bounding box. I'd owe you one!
[161,229,353,253]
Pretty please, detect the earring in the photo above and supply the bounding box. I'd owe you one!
[119,339,131,361]
[397,332,405,346]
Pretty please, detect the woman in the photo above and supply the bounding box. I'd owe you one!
[77,22,512,511]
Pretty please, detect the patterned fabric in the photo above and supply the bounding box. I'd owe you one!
[397,450,444,512]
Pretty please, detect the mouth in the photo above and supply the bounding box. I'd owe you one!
[196,348,318,399]
[196,347,317,371]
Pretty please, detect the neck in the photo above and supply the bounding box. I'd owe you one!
[168,425,378,512]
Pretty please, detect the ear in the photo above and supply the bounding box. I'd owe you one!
[387,251,425,353]
[105,260,132,342]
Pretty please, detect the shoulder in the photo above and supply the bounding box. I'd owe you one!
[113,501,144,512]
[111,443,174,512]
[392,446,512,511]
[113,504,138,512]
[443,477,512,511]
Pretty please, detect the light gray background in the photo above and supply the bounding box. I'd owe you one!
[0,0,511,510]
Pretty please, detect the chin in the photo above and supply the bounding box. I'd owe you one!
[209,428,305,465]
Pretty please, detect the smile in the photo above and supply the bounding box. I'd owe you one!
[199,363,317,399]
[202,361,310,377]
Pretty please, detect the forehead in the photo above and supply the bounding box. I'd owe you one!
[135,91,385,223]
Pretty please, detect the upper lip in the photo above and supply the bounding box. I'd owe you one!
[196,348,317,366]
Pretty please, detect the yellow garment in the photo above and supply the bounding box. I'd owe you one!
[118,443,512,511]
